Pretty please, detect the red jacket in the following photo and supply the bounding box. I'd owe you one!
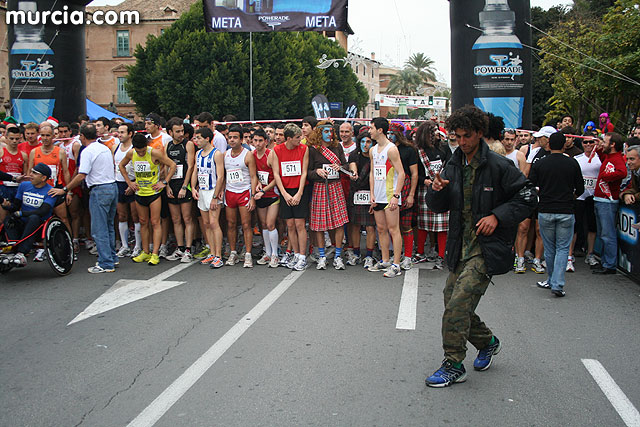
[594,149,627,200]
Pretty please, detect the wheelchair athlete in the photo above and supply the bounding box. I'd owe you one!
[1,163,57,267]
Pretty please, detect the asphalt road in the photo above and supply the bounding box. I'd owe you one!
[1,251,639,427]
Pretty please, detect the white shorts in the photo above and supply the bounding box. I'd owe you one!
[198,188,222,212]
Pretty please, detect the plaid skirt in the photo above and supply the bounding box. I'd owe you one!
[348,203,376,227]
[311,180,349,231]
[417,184,449,232]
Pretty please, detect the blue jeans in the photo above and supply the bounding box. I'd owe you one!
[594,201,619,269]
[538,213,575,291]
[90,183,118,269]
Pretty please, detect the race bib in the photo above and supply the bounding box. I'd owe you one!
[281,161,301,177]
[23,192,44,208]
[353,190,371,205]
[198,173,210,189]
[323,164,339,179]
[226,168,243,184]
[258,170,270,186]
[173,164,184,180]
[429,159,443,176]
[134,161,151,173]
[583,176,596,191]
[374,165,386,181]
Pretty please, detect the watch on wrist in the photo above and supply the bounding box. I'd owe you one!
[181,185,188,190]
[393,194,400,199]
[161,180,167,185]
[63,186,68,192]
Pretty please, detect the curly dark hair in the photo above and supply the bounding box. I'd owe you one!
[414,120,438,151]
[445,105,489,136]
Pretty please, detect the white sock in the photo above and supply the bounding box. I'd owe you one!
[262,230,272,257]
[118,222,129,248]
[134,223,142,249]
[268,229,279,257]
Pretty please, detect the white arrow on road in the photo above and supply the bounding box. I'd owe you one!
[68,262,196,325]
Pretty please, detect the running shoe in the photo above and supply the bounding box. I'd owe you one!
[473,336,501,371]
[316,256,327,270]
[524,250,534,264]
[514,257,526,274]
[286,254,298,269]
[148,253,160,266]
[333,256,345,270]
[209,256,224,268]
[256,254,270,265]
[399,256,413,270]
[551,289,566,297]
[411,253,428,264]
[368,260,391,272]
[383,264,402,277]
[158,244,169,259]
[34,248,46,262]
[363,256,375,270]
[165,249,184,261]
[425,360,467,388]
[433,257,444,270]
[130,246,142,258]
[226,251,239,266]
[88,265,115,273]
[293,257,307,271]
[566,257,575,272]
[280,252,293,267]
[180,250,193,263]
[200,254,216,265]
[536,280,550,289]
[133,251,151,263]
[531,258,545,274]
[194,246,210,260]
[117,245,132,258]
[243,252,253,268]
[345,249,359,266]
[268,256,279,268]
[13,252,27,267]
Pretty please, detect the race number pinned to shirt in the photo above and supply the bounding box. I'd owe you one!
[49,165,58,183]
[583,176,596,191]
[23,192,44,208]
[428,159,443,177]
[198,173,210,189]
[281,161,301,177]
[134,161,151,173]
[173,164,184,180]
[226,168,243,184]
[322,164,339,179]
[258,170,270,186]
[353,190,371,205]
[374,165,386,181]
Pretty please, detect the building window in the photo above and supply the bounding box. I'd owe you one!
[355,65,359,74]
[116,30,130,57]
[117,77,130,103]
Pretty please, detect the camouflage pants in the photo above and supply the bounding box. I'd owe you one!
[442,255,493,363]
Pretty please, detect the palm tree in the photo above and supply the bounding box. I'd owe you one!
[387,69,422,95]
[405,52,437,83]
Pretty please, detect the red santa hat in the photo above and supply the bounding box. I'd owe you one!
[46,116,59,128]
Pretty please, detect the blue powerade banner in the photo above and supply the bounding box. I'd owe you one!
[203,0,349,32]
[450,0,532,130]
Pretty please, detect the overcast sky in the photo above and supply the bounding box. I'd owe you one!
[88,0,573,84]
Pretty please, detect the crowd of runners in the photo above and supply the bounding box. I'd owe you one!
[0,109,638,282]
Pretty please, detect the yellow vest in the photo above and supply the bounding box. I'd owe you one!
[132,147,160,196]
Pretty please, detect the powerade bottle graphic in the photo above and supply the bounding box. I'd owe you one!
[472,0,524,129]
[9,0,55,124]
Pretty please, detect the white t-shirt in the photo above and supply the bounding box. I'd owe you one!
[79,141,116,187]
[526,146,541,163]
[574,152,602,200]
[213,130,228,153]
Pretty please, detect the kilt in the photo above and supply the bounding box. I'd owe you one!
[348,203,376,227]
[311,180,349,231]
[399,175,415,231]
[417,184,449,232]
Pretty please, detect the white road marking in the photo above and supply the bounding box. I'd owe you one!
[127,270,304,427]
[582,359,640,427]
[396,268,419,330]
[68,262,196,325]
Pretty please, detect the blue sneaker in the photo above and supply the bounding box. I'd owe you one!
[425,360,467,387]
[473,336,501,371]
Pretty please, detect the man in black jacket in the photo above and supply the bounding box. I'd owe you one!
[424,105,537,387]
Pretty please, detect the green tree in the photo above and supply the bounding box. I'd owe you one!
[386,69,422,95]
[126,2,368,119]
[404,52,437,83]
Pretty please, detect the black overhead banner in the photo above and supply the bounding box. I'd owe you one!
[203,0,349,33]
[450,0,532,130]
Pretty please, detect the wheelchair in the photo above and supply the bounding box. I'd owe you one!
[0,216,74,276]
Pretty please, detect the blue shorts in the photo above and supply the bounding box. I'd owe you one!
[0,185,18,203]
[117,181,135,204]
